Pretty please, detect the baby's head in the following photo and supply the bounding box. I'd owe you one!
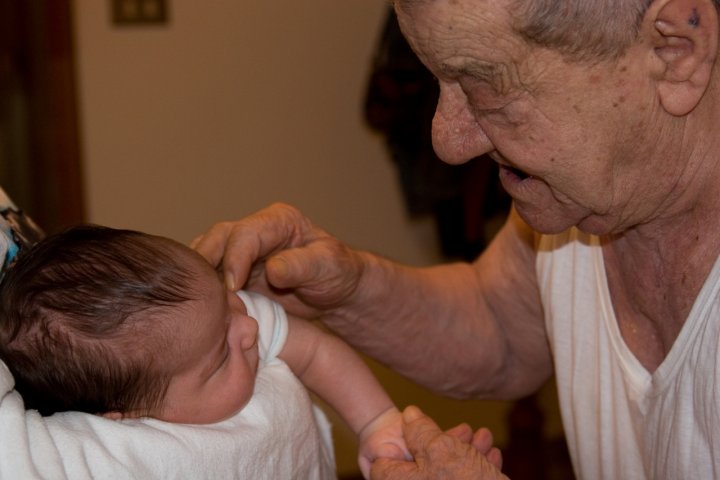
[0,225,259,424]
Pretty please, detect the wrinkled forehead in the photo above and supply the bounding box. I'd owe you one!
[394,0,504,13]
[393,0,439,19]
[393,0,514,38]
[393,0,525,72]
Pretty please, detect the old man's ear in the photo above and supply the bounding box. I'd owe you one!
[646,0,718,116]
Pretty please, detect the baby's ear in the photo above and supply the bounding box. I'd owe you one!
[645,0,719,115]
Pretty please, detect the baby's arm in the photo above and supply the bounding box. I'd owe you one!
[279,315,410,478]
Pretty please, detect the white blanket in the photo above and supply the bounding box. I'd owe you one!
[0,358,336,479]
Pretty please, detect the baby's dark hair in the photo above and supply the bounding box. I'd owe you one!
[0,225,198,416]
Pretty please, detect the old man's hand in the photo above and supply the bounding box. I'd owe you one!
[371,406,509,480]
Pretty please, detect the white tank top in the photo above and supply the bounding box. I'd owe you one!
[537,228,720,479]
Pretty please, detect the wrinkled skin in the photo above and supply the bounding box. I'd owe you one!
[395,0,697,237]
[192,203,366,319]
[371,407,507,480]
[358,407,503,479]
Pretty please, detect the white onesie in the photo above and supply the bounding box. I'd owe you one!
[537,228,720,479]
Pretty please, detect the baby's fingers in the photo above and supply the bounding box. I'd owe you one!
[358,443,410,480]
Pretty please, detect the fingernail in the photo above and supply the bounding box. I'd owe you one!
[225,272,237,291]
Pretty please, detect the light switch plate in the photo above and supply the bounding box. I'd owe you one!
[111,0,168,26]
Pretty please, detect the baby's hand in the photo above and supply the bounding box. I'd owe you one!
[357,407,412,480]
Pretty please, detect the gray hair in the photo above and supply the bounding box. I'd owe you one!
[511,0,720,61]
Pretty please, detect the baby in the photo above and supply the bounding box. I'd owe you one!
[0,225,409,478]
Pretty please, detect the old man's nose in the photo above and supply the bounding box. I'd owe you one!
[431,86,494,164]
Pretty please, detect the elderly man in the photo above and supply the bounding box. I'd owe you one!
[194,0,720,478]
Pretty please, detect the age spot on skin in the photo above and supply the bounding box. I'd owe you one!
[689,8,700,27]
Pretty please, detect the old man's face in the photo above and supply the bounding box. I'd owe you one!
[395,0,680,235]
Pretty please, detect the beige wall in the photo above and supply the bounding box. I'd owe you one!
[72,1,526,476]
